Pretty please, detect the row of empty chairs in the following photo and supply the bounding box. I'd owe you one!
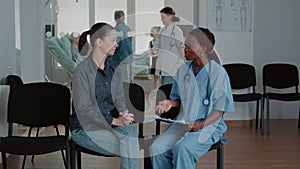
[223,63,300,135]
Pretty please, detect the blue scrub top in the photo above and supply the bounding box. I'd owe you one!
[170,60,234,135]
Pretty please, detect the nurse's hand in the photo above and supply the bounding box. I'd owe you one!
[156,100,172,114]
[187,121,205,132]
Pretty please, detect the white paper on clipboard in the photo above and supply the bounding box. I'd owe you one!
[155,115,189,125]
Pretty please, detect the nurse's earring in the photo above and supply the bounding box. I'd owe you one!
[200,50,206,57]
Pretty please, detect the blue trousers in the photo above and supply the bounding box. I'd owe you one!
[150,124,221,169]
[71,125,139,169]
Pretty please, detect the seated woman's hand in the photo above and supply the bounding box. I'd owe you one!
[156,100,172,114]
[120,110,134,125]
[112,110,134,126]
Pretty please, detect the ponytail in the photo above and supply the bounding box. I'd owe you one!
[78,30,90,56]
[172,16,180,22]
[78,22,114,56]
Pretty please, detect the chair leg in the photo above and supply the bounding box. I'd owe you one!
[266,96,270,135]
[22,126,34,169]
[1,152,7,169]
[139,123,144,139]
[144,157,152,169]
[77,149,82,169]
[143,138,153,169]
[31,127,40,163]
[255,100,259,129]
[21,155,26,169]
[55,125,67,165]
[70,139,77,169]
[217,143,224,169]
[65,139,70,169]
[155,121,161,136]
[298,106,300,129]
[260,97,265,135]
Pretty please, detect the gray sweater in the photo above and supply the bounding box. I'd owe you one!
[72,56,127,131]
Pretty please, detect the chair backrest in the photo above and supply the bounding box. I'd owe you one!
[156,84,179,119]
[123,82,145,123]
[156,84,173,102]
[6,75,24,87]
[263,63,299,91]
[223,63,256,90]
[7,82,71,129]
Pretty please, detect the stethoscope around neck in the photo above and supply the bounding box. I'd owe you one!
[184,60,211,106]
[159,23,176,50]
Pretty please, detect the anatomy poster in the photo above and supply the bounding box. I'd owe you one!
[207,0,252,31]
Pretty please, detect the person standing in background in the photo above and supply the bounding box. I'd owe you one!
[149,26,161,89]
[110,10,133,82]
[154,7,185,85]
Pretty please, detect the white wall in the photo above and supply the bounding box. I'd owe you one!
[254,0,300,119]
[199,0,300,120]
[197,0,254,64]
[20,0,45,82]
[95,0,127,24]
[0,0,16,84]
[165,0,194,24]
[57,0,89,35]
[135,0,164,53]
[0,0,16,162]
[15,0,20,50]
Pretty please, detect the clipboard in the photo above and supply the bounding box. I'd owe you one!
[155,115,189,125]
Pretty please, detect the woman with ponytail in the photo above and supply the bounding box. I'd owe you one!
[71,22,139,169]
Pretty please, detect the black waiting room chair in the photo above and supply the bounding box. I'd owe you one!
[6,74,24,87]
[70,82,145,169]
[6,75,67,168]
[223,63,264,134]
[153,84,224,169]
[263,63,300,134]
[0,82,71,169]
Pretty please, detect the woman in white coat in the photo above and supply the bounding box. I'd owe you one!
[154,7,185,85]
